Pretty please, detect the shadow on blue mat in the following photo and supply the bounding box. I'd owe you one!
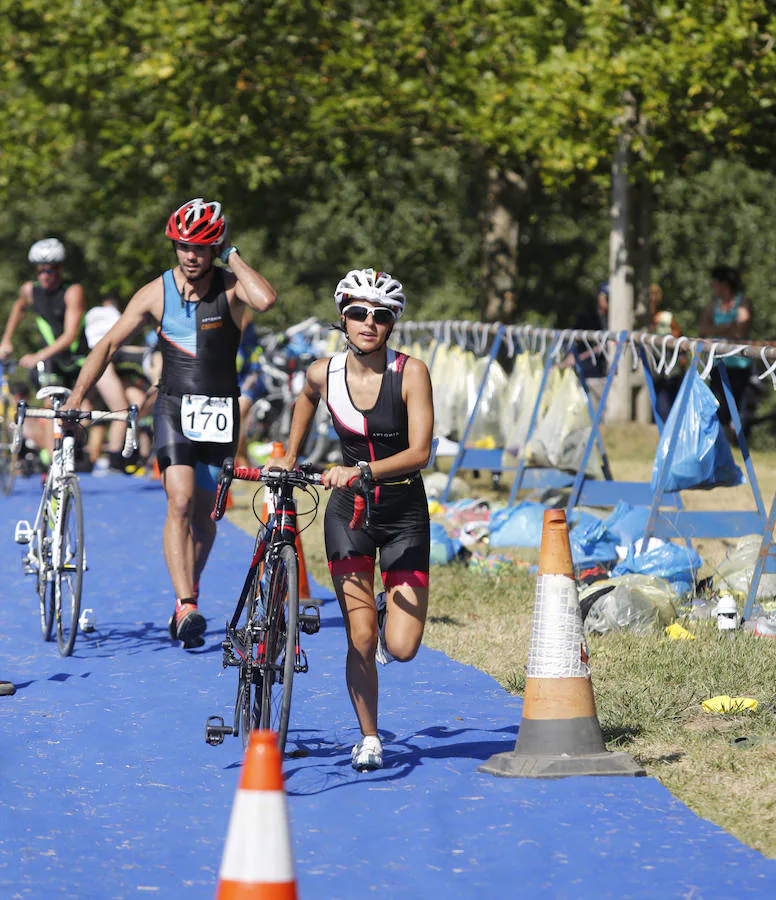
[282,723,520,795]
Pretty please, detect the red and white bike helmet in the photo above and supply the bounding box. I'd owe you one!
[165,198,226,246]
[334,268,406,320]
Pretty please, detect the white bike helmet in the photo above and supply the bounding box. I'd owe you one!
[28,238,66,265]
[334,268,405,319]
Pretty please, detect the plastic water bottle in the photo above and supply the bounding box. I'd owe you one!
[78,609,96,633]
[716,592,738,632]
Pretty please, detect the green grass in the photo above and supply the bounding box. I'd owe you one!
[226,427,776,858]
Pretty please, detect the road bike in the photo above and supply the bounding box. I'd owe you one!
[13,387,138,656]
[205,458,334,754]
[0,359,20,495]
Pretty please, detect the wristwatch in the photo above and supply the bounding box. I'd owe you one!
[357,461,373,482]
[220,245,239,264]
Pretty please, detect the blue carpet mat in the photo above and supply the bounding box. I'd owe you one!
[1,475,775,898]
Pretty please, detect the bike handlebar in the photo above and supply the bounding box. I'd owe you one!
[12,402,139,457]
[211,458,325,521]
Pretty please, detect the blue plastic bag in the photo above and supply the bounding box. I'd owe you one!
[429,522,462,565]
[604,502,650,546]
[612,541,702,597]
[569,517,620,568]
[651,368,743,492]
[489,502,546,548]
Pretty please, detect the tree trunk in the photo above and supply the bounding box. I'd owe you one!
[608,101,636,423]
[481,167,524,323]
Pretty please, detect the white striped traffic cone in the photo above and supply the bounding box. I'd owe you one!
[216,730,298,899]
[480,508,645,778]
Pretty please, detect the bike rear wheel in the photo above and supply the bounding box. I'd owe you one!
[258,543,299,753]
[55,477,84,657]
[0,396,17,496]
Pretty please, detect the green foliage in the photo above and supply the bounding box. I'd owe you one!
[652,159,776,337]
[2,0,776,349]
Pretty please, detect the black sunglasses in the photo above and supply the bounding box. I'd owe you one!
[342,304,395,326]
[35,265,58,275]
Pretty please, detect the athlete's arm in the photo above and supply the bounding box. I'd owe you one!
[29,282,86,366]
[369,357,434,481]
[65,280,160,409]
[275,358,326,470]
[227,252,277,313]
[0,282,33,358]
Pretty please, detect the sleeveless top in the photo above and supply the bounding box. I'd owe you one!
[32,281,88,371]
[158,268,241,396]
[712,293,749,370]
[326,348,411,467]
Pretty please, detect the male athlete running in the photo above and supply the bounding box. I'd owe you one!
[65,199,277,647]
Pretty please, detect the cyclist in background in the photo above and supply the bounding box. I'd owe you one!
[63,198,277,649]
[0,239,88,388]
[0,239,88,457]
[276,268,434,772]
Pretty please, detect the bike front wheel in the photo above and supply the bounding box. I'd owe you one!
[258,544,299,753]
[54,477,84,657]
[0,396,17,496]
[38,510,55,642]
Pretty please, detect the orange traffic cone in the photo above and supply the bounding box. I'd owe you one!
[479,509,645,778]
[216,730,298,899]
[151,457,161,480]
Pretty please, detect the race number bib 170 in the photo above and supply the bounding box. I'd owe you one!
[181,395,234,443]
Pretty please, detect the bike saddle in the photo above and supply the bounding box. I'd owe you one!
[36,386,72,402]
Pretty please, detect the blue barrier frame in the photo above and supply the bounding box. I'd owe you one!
[441,325,509,503]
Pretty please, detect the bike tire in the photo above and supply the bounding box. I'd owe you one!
[55,477,84,657]
[258,543,299,754]
[235,522,267,750]
[0,396,16,496]
[38,502,54,642]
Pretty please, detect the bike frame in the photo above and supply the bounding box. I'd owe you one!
[206,461,323,750]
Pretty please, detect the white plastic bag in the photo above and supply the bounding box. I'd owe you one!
[581,574,678,636]
[523,369,602,476]
[714,534,776,600]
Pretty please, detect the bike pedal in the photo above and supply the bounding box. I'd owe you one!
[299,606,320,635]
[205,715,233,746]
[14,520,32,545]
[295,648,309,674]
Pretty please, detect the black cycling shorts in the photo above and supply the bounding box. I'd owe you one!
[153,391,239,491]
[324,478,430,589]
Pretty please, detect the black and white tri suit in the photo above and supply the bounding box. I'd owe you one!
[153,268,241,490]
[323,348,430,589]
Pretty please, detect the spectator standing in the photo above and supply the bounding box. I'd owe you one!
[698,265,753,431]
[647,283,683,423]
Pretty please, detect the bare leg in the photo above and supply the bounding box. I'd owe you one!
[383,584,429,661]
[191,484,217,591]
[161,465,196,599]
[332,572,379,736]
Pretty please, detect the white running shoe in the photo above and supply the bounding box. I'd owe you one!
[374,591,394,666]
[351,734,383,771]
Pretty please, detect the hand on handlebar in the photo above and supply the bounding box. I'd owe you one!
[261,454,296,475]
[324,464,361,491]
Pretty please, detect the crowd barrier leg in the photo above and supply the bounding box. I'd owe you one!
[441,325,507,503]
[565,332,683,512]
[645,358,769,552]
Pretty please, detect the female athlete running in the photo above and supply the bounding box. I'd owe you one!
[277,268,434,771]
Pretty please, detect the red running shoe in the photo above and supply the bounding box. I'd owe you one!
[168,601,206,649]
